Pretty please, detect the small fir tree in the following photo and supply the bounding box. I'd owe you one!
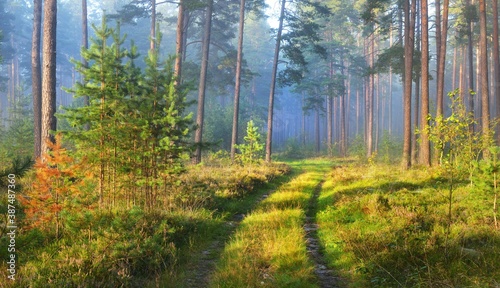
[61,17,192,210]
[236,120,264,164]
[20,134,96,238]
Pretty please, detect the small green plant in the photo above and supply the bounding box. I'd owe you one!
[425,89,484,179]
[235,120,264,164]
[473,146,500,229]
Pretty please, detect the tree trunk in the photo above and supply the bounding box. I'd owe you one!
[265,0,286,163]
[436,0,449,119]
[468,0,475,130]
[32,0,42,159]
[327,94,333,156]
[493,0,500,143]
[479,0,490,153]
[327,59,334,156]
[82,0,90,130]
[433,0,449,164]
[231,0,246,162]
[193,0,214,164]
[402,0,416,169]
[41,0,58,156]
[315,107,320,154]
[174,0,185,87]
[366,34,374,158]
[341,59,347,157]
[412,5,421,165]
[420,0,431,166]
[150,0,156,51]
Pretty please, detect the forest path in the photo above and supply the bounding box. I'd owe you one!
[153,165,300,288]
[304,179,344,288]
[183,192,271,288]
[206,158,345,287]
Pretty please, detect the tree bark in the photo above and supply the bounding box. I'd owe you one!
[231,0,246,162]
[479,0,490,153]
[412,4,421,165]
[41,0,58,156]
[174,0,185,87]
[315,107,320,153]
[82,0,90,130]
[340,59,347,157]
[402,0,416,170]
[265,0,286,163]
[493,0,500,143]
[150,0,156,51]
[193,0,214,164]
[366,34,374,158]
[436,0,449,118]
[420,0,431,166]
[467,0,475,130]
[32,0,42,159]
[327,58,334,156]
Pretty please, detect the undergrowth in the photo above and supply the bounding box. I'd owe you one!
[0,154,290,287]
[317,162,500,287]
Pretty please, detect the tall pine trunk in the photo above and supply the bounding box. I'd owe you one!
[41,0,57,156]
[366,34,374,158]
[231,0,246,162]
[433,0,449,164]
[402,0,416,169]
[265,0,286,163]
[82,0,89,131]
[467,0,475,130]
[32,0,42,159]
[150,0,156,51]
[420,0,431,166]
[193,0,213,164]
[479,0,490,154]
[174,0,185,87]
[493,0,500,143]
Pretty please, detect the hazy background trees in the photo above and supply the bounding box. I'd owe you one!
[2,0,500,166]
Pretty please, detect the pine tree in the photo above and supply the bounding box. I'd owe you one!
[236,120,263,164]
[61,17,192,210]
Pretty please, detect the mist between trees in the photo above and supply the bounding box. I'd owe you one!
[1,0,500,170]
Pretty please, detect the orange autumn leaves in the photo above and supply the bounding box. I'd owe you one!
[21,134,96,230]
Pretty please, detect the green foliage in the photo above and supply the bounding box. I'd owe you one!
[60,17,192,209]
[0,92,34,163]
[14,209,201,287]
[0,160,291,287]
[318,161,500,287]
[473,146,500,229]
[235,120,264,164]
[424,89,485,179]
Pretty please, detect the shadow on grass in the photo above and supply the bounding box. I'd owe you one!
[317,166,500,287]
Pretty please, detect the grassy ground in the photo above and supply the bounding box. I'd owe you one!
[317,161,500,287]
[3,157,499,287]
[151,163,297,288]
[209,158,334,288]
[0,162,291,287]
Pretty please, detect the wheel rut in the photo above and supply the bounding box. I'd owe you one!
[304,179,343,288]
[185,192,271,288]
